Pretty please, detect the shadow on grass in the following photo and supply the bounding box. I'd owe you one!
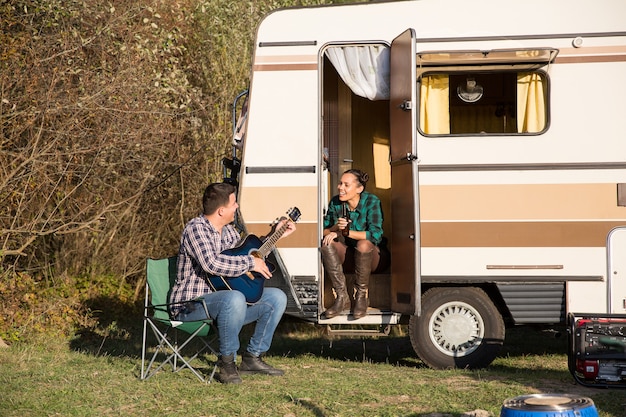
[69,292,569,368]
[69,294,419,367]
[69,295,145,358]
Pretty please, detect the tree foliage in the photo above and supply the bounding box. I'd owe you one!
[0,0,346,340]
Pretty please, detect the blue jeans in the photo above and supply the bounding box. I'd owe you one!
[176,288,287,358]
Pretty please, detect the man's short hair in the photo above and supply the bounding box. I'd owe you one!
[202,182,236,215]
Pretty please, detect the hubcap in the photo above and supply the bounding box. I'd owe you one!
[428,301,485,357]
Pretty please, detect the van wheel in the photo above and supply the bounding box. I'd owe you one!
[408,286,504,369]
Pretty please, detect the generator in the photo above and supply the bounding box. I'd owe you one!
[568,313,626,388]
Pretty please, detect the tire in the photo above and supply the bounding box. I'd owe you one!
[409,286,505,369]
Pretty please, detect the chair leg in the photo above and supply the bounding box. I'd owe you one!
[142,319,217,383]
[141,317,148,380]
[142,321,175,380]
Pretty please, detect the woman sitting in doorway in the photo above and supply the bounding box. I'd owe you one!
[321,168,389,319]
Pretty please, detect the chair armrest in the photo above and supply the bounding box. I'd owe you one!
[149,297,210,320]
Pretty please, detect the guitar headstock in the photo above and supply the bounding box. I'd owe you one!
[287,207,301,223]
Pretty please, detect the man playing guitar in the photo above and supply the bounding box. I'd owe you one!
[169,182,296,384]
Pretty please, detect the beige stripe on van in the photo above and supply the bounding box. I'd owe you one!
[239,186,317,223]
[559,45,626,56]
[239,185,317,248]
[253,54,317,71]
[420,183,626,221]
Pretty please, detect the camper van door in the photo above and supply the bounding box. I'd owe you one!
[608,227,626,314]
[389,29,420,315]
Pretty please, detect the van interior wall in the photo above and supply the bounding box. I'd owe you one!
[450,72,517,134]
[322,56,340,195]
[351,95,391,237]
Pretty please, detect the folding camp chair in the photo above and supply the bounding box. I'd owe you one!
[141,256,218,383]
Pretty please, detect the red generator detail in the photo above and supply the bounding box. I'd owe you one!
[568,313,626,388]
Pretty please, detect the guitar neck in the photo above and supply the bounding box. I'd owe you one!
[257,221,290,258]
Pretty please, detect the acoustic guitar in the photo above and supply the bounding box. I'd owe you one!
[207,207,301,303]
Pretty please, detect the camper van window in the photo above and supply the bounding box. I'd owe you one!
[418,71,548,135]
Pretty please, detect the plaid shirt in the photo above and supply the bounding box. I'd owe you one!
[323,191,384,246]
[169,215,254,317]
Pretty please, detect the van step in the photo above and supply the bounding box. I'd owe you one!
[325,324,392,337]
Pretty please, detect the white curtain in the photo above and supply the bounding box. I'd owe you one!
[325,45,390,101]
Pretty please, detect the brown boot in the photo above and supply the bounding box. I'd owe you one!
[240,352,284,376]
[320,245,350,318]
[216,354,242,384]
[353,249,373,319]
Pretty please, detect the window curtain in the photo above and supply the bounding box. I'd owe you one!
[419,74,450,134]
[325,45,390,101]
[517,73,546,133]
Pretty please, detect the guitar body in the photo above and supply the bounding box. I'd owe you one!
[206,234,275,304]
[206,207,300,304]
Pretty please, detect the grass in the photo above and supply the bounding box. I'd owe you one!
[1,318,625,417]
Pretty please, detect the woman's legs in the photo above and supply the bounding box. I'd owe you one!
[320,242,350,318]
[321,239,381,318]
[353,240,377,318]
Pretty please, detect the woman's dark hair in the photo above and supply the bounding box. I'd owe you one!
[202,182,236,215]
[343,169,369,189]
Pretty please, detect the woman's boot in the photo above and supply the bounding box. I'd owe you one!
[320,245,350,318]
[353,249,373,319]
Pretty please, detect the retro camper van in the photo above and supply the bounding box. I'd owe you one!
[222,0,626,369]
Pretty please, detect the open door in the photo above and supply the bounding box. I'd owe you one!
[389,29,420,315]
[608,227,626,314]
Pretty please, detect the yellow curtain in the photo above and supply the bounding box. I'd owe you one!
[517,73,546,133]
[419,74,450,134]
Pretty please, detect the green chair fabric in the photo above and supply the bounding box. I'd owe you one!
[140,256,218,383]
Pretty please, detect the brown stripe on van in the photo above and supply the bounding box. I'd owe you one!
[253,63,317,71]
[556,55,626,64]
[246,222,318,248]
[420,221,626,247]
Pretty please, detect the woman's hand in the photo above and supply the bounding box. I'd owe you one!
[322,231,338,246]
[336,217,349,232]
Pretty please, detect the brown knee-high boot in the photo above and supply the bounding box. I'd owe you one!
[320,245,350,318]
[353,249,373,319]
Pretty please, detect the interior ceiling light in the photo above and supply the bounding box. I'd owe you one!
[457,77,484,103]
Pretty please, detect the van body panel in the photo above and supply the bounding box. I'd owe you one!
[229,0,626,368]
